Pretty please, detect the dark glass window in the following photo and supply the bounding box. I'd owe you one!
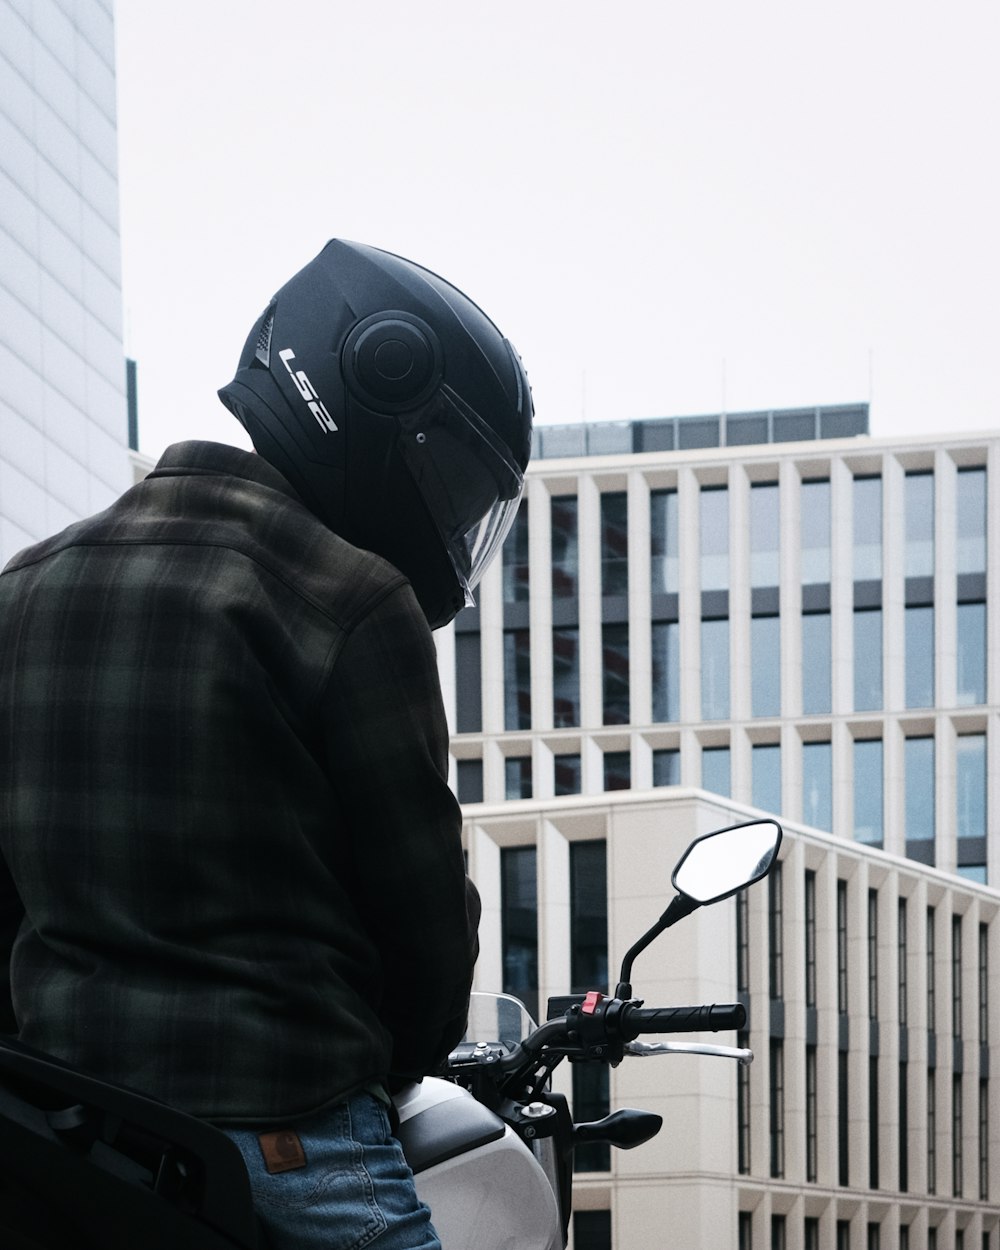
[504,756,532,800]
[957,602,986,706]
[853,475,882,581]
[952,914,963,1040]
[573,1064,610,1173]
[898,899,909,1025]
[927,907,937,1032]
[503,629,531,730]
[651,620,680,723]
[750,482,780,587]
[554,753,582,796]
[700,486,729,590]
[838,1051,850,1187]
[805,1217,820,1250]
[601,492,628,597]
[900,1060,909,1191]
[737,891,750,996]
[501,846,537,1021]
[551,496,578,600]
[653,748,680,787]
[738,1028,751,1175]
[455,632,482,733]
[770,1039,785,1178]
[806,1045,818,1182]
[905,605,935,707]
[701,617,730,720]
[740,1212,754,1250]
[870,1054,880,1189]
[769,862,784,1001]
[904,737,935,842]
[979,1078,989,1201]
[837,880,849,1014]
[802,612,832,714]
[751,615,781,717]
[802,741,832,832]
[602,623,630,725]
[979,923,989,1044]
[456,758,483,804]
[502,501,529,602]
[868,890,879,1020]
[650,488,679,594]
[570,840,609,1171]
[805,870,817,1008]
[752,743,781,816]
[572,1210,611,1250]
[772,1215,786,1250]
[905,472,934,577]
[928,1069,937,1193]
[853,608,883,712]
[603,751,631,792]
[801,478,831,584]
[552,627,580,728]
[702,745,730,797]
[953,1073,964,1196]
[854,739,883,845]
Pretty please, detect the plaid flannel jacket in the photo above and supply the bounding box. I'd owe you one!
[0,440,478,1125]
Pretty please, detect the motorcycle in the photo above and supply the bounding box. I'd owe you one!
[0,817,780,1249]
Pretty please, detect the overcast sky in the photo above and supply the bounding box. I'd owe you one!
[114,0,1000,460]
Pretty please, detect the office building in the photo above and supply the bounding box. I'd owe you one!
[443,407,999,1248]
[0,0,130,568]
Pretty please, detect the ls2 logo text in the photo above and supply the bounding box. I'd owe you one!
[279,348,338,433]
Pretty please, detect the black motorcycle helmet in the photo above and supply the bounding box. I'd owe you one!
[218,240,533,629]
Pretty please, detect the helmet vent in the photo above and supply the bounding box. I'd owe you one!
[255,308,275,367]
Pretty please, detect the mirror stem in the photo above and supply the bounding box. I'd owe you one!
[615,893,699,998]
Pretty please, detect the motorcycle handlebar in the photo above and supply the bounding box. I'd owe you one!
[621,1002,746,1035]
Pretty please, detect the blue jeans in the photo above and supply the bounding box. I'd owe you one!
[221,1092,441,1250]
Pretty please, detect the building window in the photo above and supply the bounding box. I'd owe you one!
[868,890,879,1020]
[502,500,529,602]
[455,632,482,733]
[768,861,784,1001]
[801,478,831,584]
[904,737,935,844]
[837,1221,851,1250]
[752,743,781,816]
[927,906,937,1031]
[503,629,531,730]
[770,1039,785,1178]
[603,751,631,792]
[953,1073,964,1197]
[601,492,628,597]
[456,758,483,804]
[805,1218,820,1250]
[805,870,817,1008]
[701,617,730,720]
[700,485,728,590]
[956,601,986,706]
[571,839,609,1173]
[854,739,883,846]
[870,1054,880,1188]
[504,756,532,800]
[801,612,832,714]
[653,748,680,787]
[905,471,934,578]
[952,915,963,1040]
[898,898,909,1025]
[573,1210,611,1250]
[979,923,989,1044]
[555,753,582,796]
[650,488,679,594]
[602,623,630,725]
[651,619,680,722]
[956,466,987,574]
[905,605,935,707]
[750,482,780,588]
[979,1078,990,1201]
[751,615,781,717]
[802,741,832,832]
[899,1059,909,1191]
[501,846,538,1021]
[772,1214,786,1250]
[853,475,882,580]
[738,1026,752,1175]
[853,608,883,712]
[806,1044,818,1181]
[867,1225,881,1250]
[552,627,580,727]
[956,734,986,838]
[702,745,730,797]
[740,1212,754,1250]
[837,880,849,1014]
[737,890,750,996]
[551,496,578,600]
[928,1068,937,1194]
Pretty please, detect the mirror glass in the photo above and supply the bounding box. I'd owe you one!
[672,819,781,904]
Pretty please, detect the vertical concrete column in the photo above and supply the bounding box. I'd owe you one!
[937,716,958,876]
[435,621,457,737]
[730,464,752,724]
[936,450,958,710]
[536,819,571,1010]
[678,466,701,726]
[831,456,854,716]
[467,824,502,993]
[832,718,854,843]
[884,713,906,860]
[779,458,802,719]
[988,441,1000,887]
[478,553,504,736]
[883,455,906,713]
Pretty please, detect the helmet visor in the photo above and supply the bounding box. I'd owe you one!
[397,386,525,604]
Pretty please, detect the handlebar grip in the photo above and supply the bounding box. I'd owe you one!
[623,1003,746,1035]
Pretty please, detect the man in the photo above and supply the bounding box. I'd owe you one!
[0,240,533,1249]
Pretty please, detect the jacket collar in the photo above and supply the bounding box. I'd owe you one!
[147,441,305,507]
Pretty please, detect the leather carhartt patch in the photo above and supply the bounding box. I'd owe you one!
[257,1129,307,1174]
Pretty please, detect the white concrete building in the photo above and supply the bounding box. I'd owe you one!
[0,0,130,566]
[443,408,999,1250]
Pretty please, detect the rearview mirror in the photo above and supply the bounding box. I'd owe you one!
[672,819,782,905]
